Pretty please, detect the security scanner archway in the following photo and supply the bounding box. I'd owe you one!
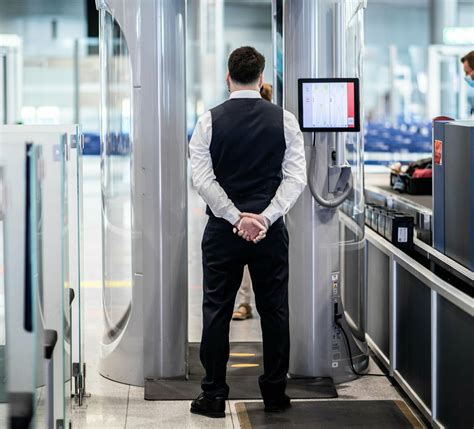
[96,0,368,386]
[284,0,367,380]
[96,0,187,385]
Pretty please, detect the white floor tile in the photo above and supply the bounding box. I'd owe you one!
[72,389,129,429]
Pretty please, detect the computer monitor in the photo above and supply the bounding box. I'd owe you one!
[298,78,360,132]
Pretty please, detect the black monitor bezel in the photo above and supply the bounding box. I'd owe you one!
[297,78,361,132]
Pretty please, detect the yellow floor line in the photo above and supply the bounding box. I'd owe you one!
[81,280,132,288]
[230,364,259,368]
[229,353,256,357]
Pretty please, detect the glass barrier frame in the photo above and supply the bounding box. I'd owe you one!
[1,124,84,427]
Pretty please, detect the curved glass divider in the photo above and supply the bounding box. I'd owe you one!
[99,12,133,350]
[0,140,41,428]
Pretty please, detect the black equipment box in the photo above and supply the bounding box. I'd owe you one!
[365,204,414,251]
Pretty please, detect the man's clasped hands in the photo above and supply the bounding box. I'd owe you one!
[233,212,268,244]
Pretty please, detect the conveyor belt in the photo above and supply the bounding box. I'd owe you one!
[361,175,474,293]
[365,173,432,210]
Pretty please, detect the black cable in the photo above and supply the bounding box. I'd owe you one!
[334,309,386,378]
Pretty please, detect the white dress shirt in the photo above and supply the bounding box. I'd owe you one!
[189,89,307,226]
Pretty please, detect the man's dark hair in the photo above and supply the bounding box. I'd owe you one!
[461,51,474,70]
[228,46,265,84]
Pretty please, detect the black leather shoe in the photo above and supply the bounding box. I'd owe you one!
[190,393,226,418]
[264,394,291,413]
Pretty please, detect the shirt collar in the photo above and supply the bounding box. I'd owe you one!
[229,89,261,99]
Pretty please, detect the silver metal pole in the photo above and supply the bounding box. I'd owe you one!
[141,0,188,380]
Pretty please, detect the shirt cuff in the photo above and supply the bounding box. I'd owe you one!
[223,207,241,226]
[261,206,280,226]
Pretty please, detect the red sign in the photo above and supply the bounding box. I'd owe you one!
[434,139,442,165]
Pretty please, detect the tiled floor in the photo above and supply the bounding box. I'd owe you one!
[72,356,404,429]
[70,157,415,428]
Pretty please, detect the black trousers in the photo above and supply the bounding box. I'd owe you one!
[200,216,290,400]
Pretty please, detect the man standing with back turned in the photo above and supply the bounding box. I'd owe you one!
[189,46,307,418]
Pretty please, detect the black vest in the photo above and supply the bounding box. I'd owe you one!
[206,97,286,217]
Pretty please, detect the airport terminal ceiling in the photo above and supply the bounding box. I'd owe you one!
[0,0,472,129]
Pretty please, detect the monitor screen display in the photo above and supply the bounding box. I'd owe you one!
[298,78,360,132]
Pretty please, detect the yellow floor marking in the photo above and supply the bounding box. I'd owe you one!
[229,353,256,357]
[80,280,132,288]
[231,364,259,368]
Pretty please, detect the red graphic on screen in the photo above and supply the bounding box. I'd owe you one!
[347,82,355,128]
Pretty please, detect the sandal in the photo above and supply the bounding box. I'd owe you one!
[232,303,253,320]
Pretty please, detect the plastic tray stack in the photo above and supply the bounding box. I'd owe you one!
[364,203,414,252]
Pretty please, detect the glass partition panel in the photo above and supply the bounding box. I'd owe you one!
[37,130,70,427]
[0,126,79,428]
[29,144,44,429]
[0,140,41,428]
[99,12,133,346]
[339,0,366,339]
[345,0,365,222]
[23,131,69,428]
[67,129,85,405]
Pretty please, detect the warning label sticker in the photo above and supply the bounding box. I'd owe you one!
[397,227,408,243]
[434,139,442,165]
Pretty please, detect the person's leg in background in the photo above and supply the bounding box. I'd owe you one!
[247,221,290,410]
[232,265,253,320]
